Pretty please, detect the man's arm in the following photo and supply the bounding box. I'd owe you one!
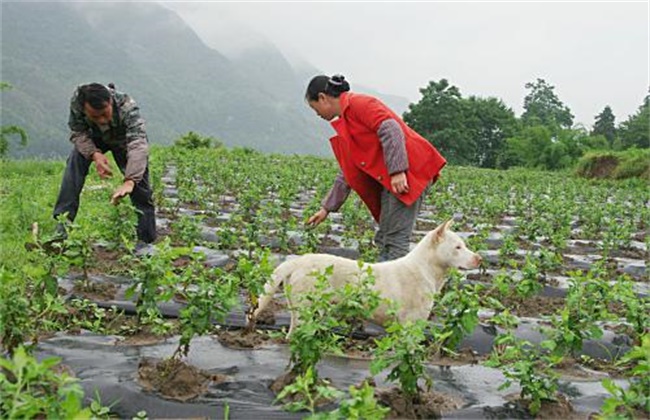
[120,95,149,183]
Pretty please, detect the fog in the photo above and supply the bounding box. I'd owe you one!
[161,1,648,128]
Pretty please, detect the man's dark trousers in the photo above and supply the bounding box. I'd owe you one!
[53,140,156,243]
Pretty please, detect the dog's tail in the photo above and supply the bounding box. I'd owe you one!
[251,258,299,321]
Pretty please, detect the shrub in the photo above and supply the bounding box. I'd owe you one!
[0,82,28,158]
[174,131,221,149]
[599,335,650,417]
[371,317,432,402]
[485,337,561,415]
[313,381,390,420]
[0,346,109,418]
[575,148,650,180]
[286,266,345,376]
[0,269,32,355]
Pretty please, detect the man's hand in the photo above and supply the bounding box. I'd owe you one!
[92,152,113,179]
[111,180,135,205]
[390,172,409,194]
[306,208,329,227]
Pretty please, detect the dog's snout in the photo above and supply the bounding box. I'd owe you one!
[474,254,483,266]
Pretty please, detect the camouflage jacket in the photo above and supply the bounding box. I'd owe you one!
[68,84,149,182]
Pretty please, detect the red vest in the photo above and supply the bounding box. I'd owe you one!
[329,92,446,222]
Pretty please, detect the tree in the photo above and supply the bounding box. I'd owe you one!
[500,125,553,169]
[403,79,473,165]
[464,96,517,168]
[554,128,590,166]
[591,106,616,147]
[617,94,649,149]
[500,125,591,170]
[521,78,574,129]
[0,82,28,158]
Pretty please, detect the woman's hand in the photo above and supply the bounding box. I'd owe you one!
[390,172,409,194]
[306,208,329,227]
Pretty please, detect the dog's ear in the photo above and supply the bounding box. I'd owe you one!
[432,219,453,243]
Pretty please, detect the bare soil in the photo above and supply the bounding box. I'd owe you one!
[579,156,619,179]
[253,299,287,326]
[180,201,203,210]
[117,331,167,346]
[566,240,648,260]
[270,370,299,394]
[156,223,173,238]
[550,357,611,381]
[270,370,337,408]
[71,279,118,301]
[428,348,483,366]
[115,322,176,346]
[90,246,126,275]
[171,255,192,269]
[415,219,439,231]
[137,356,228,402]
[609,247,648,260]
[506,393,580,419]
[580,357,634,378]
[319,236,341,248]
[52,362,77,378]
[591,406,650,419]
[202,217,221,227]
[632,230,649,243]
[216,329,278,349]
[496,295,566,317]
[375,387,463,419]
[338,336,378,360]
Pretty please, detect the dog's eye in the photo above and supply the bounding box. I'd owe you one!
[455,245,462,250]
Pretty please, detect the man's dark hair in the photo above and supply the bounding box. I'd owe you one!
[78,83,111,110]
[305,74,351,101]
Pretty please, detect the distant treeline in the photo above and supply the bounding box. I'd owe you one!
[404,78,649,171]
[2,75,648,176]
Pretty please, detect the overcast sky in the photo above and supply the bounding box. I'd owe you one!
[161,1,649,128]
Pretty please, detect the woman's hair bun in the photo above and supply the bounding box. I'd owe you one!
[329,74,345,85]
[327,74,350,93]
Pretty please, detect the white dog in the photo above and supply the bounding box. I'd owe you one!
[251,220,482,336]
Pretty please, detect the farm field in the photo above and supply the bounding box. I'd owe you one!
[1,145,648,419]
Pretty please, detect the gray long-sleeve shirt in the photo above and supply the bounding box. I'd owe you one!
[322,118,408,212]
[68,85,149,182]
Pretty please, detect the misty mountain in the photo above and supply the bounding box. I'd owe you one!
[1,2,321,157]
[232,43,304,102]
[1,2,410,158]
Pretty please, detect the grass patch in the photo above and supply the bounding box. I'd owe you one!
[575,148,650,180]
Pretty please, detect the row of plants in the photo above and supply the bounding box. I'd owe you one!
[271,264,649,418]
[1,145,647,418]
[159,147,649,270]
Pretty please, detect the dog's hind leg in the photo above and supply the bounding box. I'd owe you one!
[286,307,302,339]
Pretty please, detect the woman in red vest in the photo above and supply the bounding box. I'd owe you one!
[305,74,446,261]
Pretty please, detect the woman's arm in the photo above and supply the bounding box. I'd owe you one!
[307,171,351,226]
